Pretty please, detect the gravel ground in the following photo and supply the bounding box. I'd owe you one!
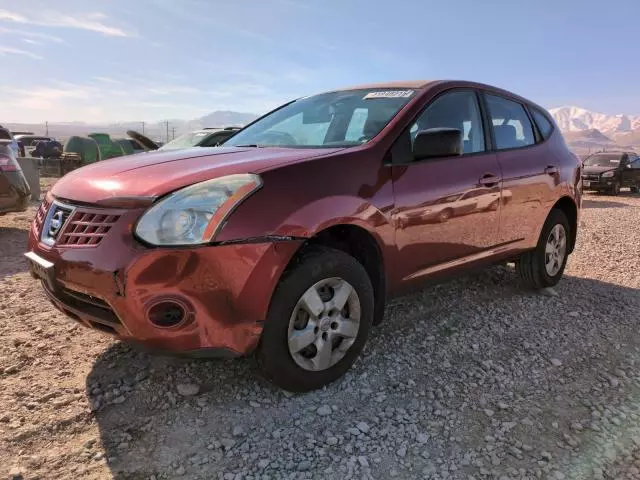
[1,181,640,480]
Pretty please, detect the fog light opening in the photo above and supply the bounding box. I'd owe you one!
[148,301,186,328]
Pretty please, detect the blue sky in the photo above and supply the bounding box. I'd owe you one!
[1,0,639,123]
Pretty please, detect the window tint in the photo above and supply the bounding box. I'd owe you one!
[531,108,553,139]
[409,90,485,154]
[485,94,535,150]
[631,159,640,169]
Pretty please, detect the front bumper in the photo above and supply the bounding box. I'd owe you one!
[582,176,614,190]
[26,202,302,356]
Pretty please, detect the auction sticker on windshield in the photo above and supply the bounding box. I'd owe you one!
[364,90,414,99]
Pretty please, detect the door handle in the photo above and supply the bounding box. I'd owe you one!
[544,165,559,175]
[479,174,500,186]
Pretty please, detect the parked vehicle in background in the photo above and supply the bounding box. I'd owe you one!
[582,151,640,194]
[0,126,21,158]
[14,135,54,156]
[158,127,241,151]
[25,80,581,392]
[116,138,146,154]
[0,144,31,215]
[31,139,63,159]
[125,130,160,151]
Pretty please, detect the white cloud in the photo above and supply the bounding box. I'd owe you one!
[22,38,41,45]
[0,9,132,37]
[0,26,67,44]
[0,46,42,60]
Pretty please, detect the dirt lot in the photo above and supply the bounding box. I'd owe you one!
[1,180,640,480]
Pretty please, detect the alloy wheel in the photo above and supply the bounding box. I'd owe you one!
[544,224,567,277]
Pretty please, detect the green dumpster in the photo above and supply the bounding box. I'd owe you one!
[64,136,101,164]
[88,133,125,160]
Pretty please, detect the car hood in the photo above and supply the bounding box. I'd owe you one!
[126,130,159,151]
[50,146,343,206]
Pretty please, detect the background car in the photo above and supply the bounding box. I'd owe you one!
[582,151,640,194]
[0,144,31,215]
[14,135,55,156]
[158,127,241,151]
[31,139,63,159]
[0,126,21,159]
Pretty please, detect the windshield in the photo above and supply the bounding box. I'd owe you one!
[224,88,416,149]
[584,153,623,167]
[159,131,214,150]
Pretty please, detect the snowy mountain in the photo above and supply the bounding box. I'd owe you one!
[549,106,640,135]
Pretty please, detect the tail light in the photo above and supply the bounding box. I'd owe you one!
[0,153,19,172]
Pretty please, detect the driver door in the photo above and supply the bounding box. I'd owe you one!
[390,89,502,284]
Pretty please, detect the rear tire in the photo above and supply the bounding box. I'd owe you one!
[516,209,570,289]
[257,247,374,392]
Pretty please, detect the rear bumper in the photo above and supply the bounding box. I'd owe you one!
[0,171,31,214]
[27,208,302,356]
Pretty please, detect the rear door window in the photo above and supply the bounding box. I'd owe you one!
[485,94,535,150]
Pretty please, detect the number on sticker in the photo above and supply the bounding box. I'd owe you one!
[363,90,415,100]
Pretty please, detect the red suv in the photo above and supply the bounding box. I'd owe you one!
[26,80,581,392]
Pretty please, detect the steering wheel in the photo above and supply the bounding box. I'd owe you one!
[259,131,298,146]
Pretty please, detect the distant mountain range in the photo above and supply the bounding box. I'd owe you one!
[548,106,640,154]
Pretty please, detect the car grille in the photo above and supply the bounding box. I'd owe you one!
[583,174,600,181]
[57,210,121,247]
[34,198,51,234]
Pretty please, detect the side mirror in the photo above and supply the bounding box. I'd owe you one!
[413,128,463,161]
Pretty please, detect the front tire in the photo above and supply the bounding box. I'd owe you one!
[257,247,374,392]
[516,209,570,289]
[609,181,621,196]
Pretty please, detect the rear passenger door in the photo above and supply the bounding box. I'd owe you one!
[390,89,502,283]
[483,93,557,247]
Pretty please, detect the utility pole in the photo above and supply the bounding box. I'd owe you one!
[165,121,169,143]
[141,121,145,135]
[171,127,176,140]
[45,121,48,136]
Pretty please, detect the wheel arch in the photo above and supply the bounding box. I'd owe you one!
[277,222,388,326]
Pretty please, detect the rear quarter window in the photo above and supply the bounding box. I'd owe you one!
[530,108,554,140]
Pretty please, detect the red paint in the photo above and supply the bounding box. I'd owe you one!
[27,80,581,355]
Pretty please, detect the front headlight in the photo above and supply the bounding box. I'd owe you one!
[601,171,615,178]
[135,174,262,246]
